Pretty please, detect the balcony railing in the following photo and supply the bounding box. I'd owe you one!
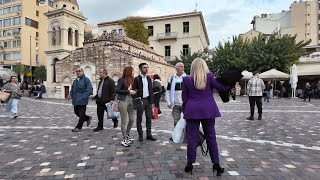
[164,56,176,61]
[157,32,178,41]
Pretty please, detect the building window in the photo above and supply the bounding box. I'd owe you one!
[75,30,79,47]
[36,55,39,63]
[182,44,190,55]
[111,29,117,34]
[52,28,56,45]
[148,26,153,36]
[12,5,21,12]
[183,22,189,33]
[3,18,11,27]
[13,17,21,25]
[68,28,73,45]
[25,18,39,29]
[3,29,11,36]
[36,32,39,37]
[0,9,3,15]
[150,47,153,49]
[36,10,39,16]
[4,41,11,48]
[165,46,171,57]
[3,7,11,14]
[118,29,123,35]
[63,4,66,8]
[0,20,2,28]
[52,58,58,82]
[3,0,12,3]
[12,28,21,35]
[12,40,21,47]
[165,24,171,33]
[48,0,54,7]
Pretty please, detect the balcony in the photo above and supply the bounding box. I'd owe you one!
[157,32,178,41]
[164,56,176,61]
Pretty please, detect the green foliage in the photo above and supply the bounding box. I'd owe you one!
[212,34,311,74]
[33,66,47,82]
[12,64,29,76]
[169,51,209,74]
[120,16,149,45]
[84,31,94,42]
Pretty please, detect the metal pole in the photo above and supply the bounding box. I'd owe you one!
[30,36,32,83]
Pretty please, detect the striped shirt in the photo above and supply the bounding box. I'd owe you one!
[247,76,265,96]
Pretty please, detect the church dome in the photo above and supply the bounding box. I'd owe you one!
[55,0,78,7]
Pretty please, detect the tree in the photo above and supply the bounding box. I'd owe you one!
[33,66,47,82]
[120,16,149,45]
[212,34,311,74]
[12,64,29,82]
[169,51,209,74]
[84,31,94,42]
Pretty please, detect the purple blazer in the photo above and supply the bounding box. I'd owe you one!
[182,73,228,120]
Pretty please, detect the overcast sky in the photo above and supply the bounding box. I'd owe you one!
[78,0,293,48]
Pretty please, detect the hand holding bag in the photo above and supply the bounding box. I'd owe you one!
[0,91,11,102]
[172,113,186,143]
[105,102,120,119]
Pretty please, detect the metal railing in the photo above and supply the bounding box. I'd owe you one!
[157,32,178,40]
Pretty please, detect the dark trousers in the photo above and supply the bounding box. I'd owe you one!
[186,119,219,164]
[304,94,311,102]
[97,101,118,129]
[136,98,152,136]
[249,96,262,116]
[153,93,162,114]
[74,105,89,129]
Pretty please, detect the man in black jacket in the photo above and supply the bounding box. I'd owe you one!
[134,63,157,142]
[93,69,117,132]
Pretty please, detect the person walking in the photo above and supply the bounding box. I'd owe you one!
[116,66,137,147]
[264,81,272,102]
[303,82,312,102]
[1,76,22,118]
[0,76,5,106]
[93,69,117,132]
[315,80,320,98]
[152,74,163,116]
[182,58,228,176]
[68,68,93,132]
[134,63,157,142]
[247,71,265,120]
[166,62,187,126]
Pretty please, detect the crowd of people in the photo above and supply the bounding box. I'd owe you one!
[1,58,320,176]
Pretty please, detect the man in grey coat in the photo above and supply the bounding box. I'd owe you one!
[68,68,93,132]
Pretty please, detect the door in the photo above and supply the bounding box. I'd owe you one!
[64,86,69,99]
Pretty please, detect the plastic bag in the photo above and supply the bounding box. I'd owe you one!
[172,113,186,143]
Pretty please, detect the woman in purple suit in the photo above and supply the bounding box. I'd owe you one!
[182,58,228,176]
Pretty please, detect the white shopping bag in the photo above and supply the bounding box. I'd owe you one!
[172,113,186,143]
[105,102,120,119]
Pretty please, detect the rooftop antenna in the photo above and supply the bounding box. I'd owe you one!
[195,2,198,12]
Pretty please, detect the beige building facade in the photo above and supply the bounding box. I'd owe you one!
[239,29,271,40]
[95,12,210,61]
[251,0,320,50]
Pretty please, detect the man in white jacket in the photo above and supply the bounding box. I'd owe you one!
[166,62,187,128]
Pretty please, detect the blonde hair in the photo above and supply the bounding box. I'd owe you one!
[190,58,210,90]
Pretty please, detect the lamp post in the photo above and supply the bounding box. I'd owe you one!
[29,35,32,83]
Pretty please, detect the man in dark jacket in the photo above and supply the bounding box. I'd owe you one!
[68,68,93,132]
[134,63,157,142]
[93,69,117,132]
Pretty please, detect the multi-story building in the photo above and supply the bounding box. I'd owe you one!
[250,0,320,51]
[0,0,57,71]
[95,11,210,61]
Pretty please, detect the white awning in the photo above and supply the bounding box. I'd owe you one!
[297,63,320,76]
[259,69,290,80]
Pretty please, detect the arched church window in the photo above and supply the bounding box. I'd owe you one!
[57,26,61,45]
[68,28,73,45]
[52,27,56,45]
[52,58,58,83]
[75,30,79,47]
[63,4,66,8]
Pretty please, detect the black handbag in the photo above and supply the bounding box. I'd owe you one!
[198,131,209,156]
[132,97,143,110]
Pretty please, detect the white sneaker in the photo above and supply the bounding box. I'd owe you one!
[121,138,130,147]
[126,135,133,144]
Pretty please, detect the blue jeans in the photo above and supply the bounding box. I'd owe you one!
[264,91,271,101]
[6,98,19,115]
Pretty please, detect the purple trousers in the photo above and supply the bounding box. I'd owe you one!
[186,119,220,164]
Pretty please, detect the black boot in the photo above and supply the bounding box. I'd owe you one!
[247,116,254,120]
[213,164,224,176]
[258,115,262,120]
[138,134,143,142]
[184,164,193,175]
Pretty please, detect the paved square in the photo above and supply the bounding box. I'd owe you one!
[1,96,320,179]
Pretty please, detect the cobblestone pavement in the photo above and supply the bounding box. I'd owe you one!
[0,96,320,180]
